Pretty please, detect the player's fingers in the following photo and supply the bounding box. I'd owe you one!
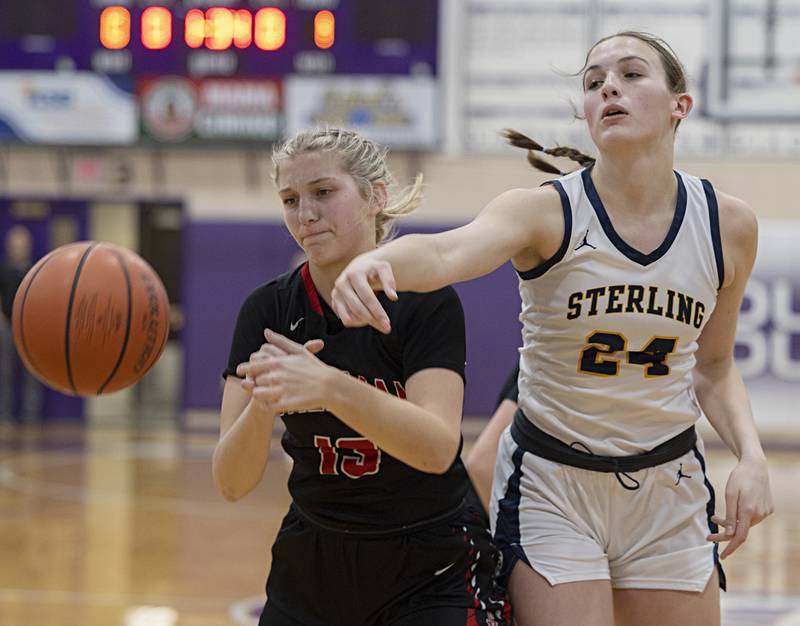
[252,386,280,405]
[239,345,283,373]
[330,288,356,327]
[723,491,740,536]
[710,514,733,531]
[236,362,253,378]
[253,371,278,387]
[258,342,287,356]
[265,329,306,354]
[350,274,391,332]
[339,285,383,330]
[372,264,398,300]
[237,355,279,378]
[720,514,751,560]
[707,514,736,543]
[331,282,378,329]
[304,339,325,354]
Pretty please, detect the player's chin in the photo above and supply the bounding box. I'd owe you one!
[302,246,336,266]
[595,126,653,150]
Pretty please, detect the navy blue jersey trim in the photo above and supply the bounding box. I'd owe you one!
[581,168,687,266]
[516,180,572,280]
[701,179,725,290]
[692,446,727,591]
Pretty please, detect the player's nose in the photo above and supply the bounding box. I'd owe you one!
[601,76,620,99]
[297,198,319,223]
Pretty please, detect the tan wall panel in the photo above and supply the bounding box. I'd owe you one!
[3,147,798,222]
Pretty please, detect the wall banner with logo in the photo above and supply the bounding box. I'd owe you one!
[284,75,438,150]
[139,77,282,143]
[0,71,136,144]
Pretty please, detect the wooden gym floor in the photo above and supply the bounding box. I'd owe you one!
[1,420,799,626]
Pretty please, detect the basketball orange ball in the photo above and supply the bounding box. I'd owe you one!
[11,241,170,396]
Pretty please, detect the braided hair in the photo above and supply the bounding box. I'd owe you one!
[502,129,595,176]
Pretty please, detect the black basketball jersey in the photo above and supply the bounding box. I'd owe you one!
[224,263,470,531]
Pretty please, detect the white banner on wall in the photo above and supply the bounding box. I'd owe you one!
[737,221,800,435]
[0,71,136,145]
[284,76,438,150]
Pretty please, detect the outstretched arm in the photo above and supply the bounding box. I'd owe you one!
[332,185,565,332]
[694,191,773,559]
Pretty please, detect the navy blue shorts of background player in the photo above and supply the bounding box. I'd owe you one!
[259,481,508,626]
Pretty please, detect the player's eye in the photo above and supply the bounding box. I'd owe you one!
[586,78,603,90]
[282,196,297,207]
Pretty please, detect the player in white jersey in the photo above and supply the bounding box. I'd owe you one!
[329,31,773,626]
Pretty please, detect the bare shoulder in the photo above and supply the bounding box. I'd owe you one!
[488,184,563,217]
[716,190,758,243]
[482,184,565,251]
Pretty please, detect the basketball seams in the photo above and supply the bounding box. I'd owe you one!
[96,246,133,394]
[64,242,99,395]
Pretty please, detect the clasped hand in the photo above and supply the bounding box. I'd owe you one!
[236,329,329,414]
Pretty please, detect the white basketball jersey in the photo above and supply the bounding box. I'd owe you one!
[517,167,725,455]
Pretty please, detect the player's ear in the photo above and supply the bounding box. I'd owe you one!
[369,182,388,217]
[672,93,693,124]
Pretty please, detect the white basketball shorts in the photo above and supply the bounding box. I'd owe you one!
[490,426,722,592]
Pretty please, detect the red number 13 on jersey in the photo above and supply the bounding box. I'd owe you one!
[314,435,382,479]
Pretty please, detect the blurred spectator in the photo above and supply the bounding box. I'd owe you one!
[0,225,43,425]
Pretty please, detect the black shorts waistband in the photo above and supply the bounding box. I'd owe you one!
[510,409,696,474]
[290,500,465,538]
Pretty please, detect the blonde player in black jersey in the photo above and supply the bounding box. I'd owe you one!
[331,32,773,626]
[213,128,507,626]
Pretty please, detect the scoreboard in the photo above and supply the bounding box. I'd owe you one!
[0,0,439,77]
[0,0,440,147]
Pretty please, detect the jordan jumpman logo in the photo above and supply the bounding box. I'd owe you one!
[575,229,597,251]
[675,463,692,485]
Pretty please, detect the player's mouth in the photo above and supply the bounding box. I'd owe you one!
[601,105,628,120]
[302,231,330,243]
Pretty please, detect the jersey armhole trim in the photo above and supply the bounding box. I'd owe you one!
[516,180,572,280]
[701,179,725,290]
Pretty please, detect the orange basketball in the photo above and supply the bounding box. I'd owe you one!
[11,241,170,396]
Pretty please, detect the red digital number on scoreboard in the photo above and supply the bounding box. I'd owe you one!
[99,6,335,52]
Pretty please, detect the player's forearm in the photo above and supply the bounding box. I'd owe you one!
[694,357,766,462]
[370,233,451,292]
[212,400,276,501]
[464,400,517,512]
[324,369,461,474]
